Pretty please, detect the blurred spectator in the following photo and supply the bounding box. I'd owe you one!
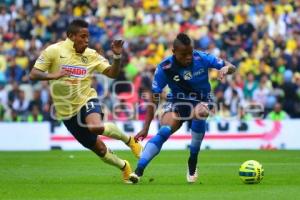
[28,89,43,112]
[222,25,241,57]
[281,70,297,117]
[8,81,19,108]
[0,45,7,72]
[40,81,50,106]
[5,57,26,84]
[243,72,258,100]
[253,75,271,106]
[27,104,44,122]
[267,102,289,121]
[91,76,104,97]
[0,83,8,107]
[0,102,5,121]
[9,109,22,122]
[12,90,29,115]
[15,48,29,70]
[224,79,245,117]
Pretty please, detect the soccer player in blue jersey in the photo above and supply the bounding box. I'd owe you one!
[129,33,236,183]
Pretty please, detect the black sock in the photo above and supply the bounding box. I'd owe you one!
[188,153,198,175]
[126,137,131,145]
[135,167,144,177]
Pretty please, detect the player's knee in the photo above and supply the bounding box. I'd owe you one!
[97,147,107,157]
[91,141,107,157]
[194,104,209,119]
[88,125,105,135]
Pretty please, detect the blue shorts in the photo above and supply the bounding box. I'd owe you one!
[163,98,214,121]
[63,98,103,149]
[163,98,212,133]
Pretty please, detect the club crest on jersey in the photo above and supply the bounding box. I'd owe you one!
[81,56,88,63]
[183,71,192,80]
[61,65,87,78]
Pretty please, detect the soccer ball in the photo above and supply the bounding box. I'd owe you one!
[239,160,264,184]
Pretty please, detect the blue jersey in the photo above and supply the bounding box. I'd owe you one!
[152,50,225,101]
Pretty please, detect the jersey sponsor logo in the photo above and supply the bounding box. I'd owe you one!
[61,65,87,78]
[173,75,180,81]
[193,68,205,76]
[183,71,192,80]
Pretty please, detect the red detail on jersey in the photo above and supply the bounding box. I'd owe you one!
[62,65,87,77]
[162,63,172,69]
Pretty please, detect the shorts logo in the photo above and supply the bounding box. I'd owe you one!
[61,65,87,78]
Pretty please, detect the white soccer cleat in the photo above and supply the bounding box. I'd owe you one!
[186,167,198,183]
[129,172,140,184]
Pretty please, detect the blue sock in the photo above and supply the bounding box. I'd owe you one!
[135,126,172,176]
[188,120,206,175]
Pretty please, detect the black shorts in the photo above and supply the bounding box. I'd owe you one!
[63,98,103,149]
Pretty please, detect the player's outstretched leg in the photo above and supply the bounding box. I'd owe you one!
[187,120,205,183]
[92,137,132,183]
[129,125,172,183]
[103,122,143,158]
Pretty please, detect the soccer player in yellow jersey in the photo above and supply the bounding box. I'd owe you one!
[29,19,142,183]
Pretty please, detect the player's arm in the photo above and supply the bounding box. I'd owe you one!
[134,66,167,141]
[134,93,160,141]
[218,61,236,80]
[29,68,69,81]
[29,47,70,81]
[203,52,236,80]
[102,40,124,78]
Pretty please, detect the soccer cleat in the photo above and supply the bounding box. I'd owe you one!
[186,167,198,183]
[129,172,140,184]
[122,160,132,183]
[127,136,143,159]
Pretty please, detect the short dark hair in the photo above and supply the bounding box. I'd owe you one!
[173,33,192,48]
[66,19,89,37]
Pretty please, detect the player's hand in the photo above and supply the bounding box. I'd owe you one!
[111,40,124,55]
[51,69,71,80]
[134,129,148,142]
[218,66,229,81]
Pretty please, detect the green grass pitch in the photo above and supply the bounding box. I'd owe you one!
[0,150,299,200]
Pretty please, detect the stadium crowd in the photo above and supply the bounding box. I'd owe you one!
[0,0,300,122]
